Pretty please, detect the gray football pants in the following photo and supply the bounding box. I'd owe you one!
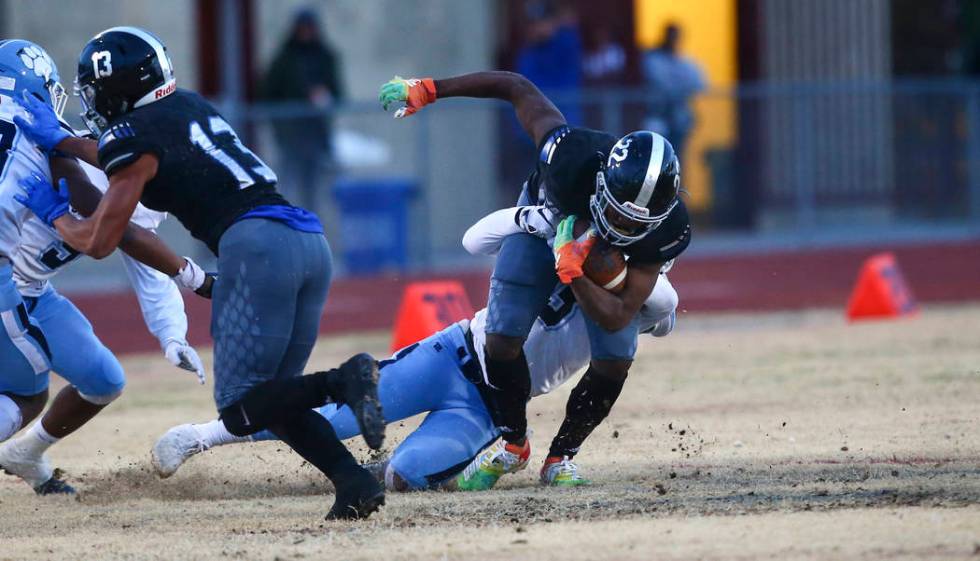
[211,218,332,410]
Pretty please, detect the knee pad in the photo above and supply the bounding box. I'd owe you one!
[0,394,23,441]
[77,387,123,406]
[639,275,679,336]
[72,353,126,406]
[648,310,676,338]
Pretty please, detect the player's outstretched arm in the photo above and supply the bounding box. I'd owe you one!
[49,155,182,273]
[50,155,157,259]
[55,136,101,169]
[380,71,566,146]
[120,255,207,384]
[48,155,214,298]
[462,205,557,255]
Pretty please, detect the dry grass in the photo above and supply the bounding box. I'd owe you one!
[1,305,978,560]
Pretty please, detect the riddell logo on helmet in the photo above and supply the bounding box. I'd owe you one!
[155,81,175,99]
[623,201,650,217]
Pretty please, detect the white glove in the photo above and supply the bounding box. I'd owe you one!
[164,339,206,384]
[173,257,206,291]
[517,205,558,239]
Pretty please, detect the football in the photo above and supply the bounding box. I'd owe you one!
[573,219,628,293]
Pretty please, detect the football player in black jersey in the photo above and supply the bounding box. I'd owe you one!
[14,27,386,519]
[381,72,691,487]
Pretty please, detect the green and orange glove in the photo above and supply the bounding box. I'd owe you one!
[553,215,597,284]
[379,76,437,118]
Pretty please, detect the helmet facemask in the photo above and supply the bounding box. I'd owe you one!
[589,170,678,246]
[75,79,108,135]
[46,79,67,118]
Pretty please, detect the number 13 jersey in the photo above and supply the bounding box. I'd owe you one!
[97,89,289,254]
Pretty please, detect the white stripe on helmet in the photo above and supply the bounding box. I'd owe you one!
[99,27,175,108]
[634,132,665,208]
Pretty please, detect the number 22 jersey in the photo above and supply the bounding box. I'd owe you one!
[96,89,290,254]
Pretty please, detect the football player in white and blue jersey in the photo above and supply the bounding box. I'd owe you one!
[152,206,679,491]
[0,40,208,494]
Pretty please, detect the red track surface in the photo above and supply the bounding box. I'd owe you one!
[67,240,980,354]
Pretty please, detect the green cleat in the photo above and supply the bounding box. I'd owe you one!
[456,438,530,492]
[540,456,591,487]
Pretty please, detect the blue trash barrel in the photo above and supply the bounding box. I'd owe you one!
[332,178,417,275]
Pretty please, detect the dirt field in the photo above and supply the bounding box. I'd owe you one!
[1,305,978,560]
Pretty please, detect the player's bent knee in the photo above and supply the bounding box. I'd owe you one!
[485,334,524,361]
[649,310,676,338]
[73,352,126,406]
[220,402,256,437]
[589,359,631,383]
[77,363,126,406]
[385,453,432,491]
[77,386,123,406]
[0,394,24,441]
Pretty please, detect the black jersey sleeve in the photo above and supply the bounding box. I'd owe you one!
[97,116,165,176]
[623,198,692,265]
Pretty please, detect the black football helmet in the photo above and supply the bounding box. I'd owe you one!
[589,131,680,246]
[74,27,175,134]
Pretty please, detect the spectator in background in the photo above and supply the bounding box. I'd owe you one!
[517,1,583,125]
[643,23,705,158]
[583,24,627,85]
[260,7,345,214]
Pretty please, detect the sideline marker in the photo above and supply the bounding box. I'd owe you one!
[391,281,475,351]
[846,252,917,321]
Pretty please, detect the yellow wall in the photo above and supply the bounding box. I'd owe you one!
[635,0,738,212]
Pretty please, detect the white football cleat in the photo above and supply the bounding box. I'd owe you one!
[0,437,54,489]
[151,423,209,478]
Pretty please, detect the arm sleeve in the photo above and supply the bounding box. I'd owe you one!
[462,207,527,256]
[121,251,188,349]
[97,119,164,176]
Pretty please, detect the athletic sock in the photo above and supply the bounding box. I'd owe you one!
[270,409,360,483]
[483,352,532,445]
[19,421,60,456]
[548,367,626,458]
[196,420,251,447]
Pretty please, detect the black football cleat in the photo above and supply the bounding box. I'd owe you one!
[326,468,385,521]
[336,353,385,451]
[34,476,76,496]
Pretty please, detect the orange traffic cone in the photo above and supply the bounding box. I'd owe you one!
[390,281,475,351]
[846,252,917,321]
